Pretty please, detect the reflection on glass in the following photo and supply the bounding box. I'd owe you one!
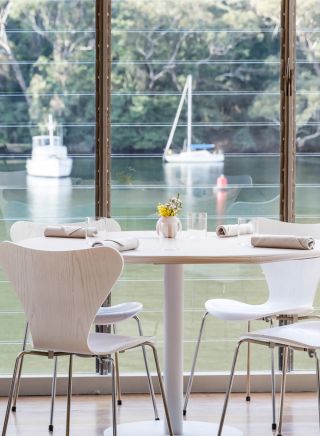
[296,0,320,224]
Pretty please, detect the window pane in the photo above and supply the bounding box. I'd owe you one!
[296,0,320,223]
[295,0,320,371]
[111,0,281,372]
[0,0,96,375]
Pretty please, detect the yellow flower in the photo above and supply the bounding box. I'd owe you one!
[157,194,182,217]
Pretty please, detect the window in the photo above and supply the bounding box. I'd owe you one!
[109,0,281,372]
[0,0,96,374]
[0,0,319,378]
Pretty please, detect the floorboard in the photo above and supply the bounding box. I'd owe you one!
[0,392,318,435]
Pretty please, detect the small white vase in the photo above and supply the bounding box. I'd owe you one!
[156,216,182,238]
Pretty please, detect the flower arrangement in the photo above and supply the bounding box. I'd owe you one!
[157,193,182,217]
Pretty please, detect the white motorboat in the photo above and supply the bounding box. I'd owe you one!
[26,115,73,177]
[163,75,224,164]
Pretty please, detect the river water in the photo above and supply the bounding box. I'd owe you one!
[1,154,319,233]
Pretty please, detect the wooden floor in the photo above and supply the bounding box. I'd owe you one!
[0,392,318,435]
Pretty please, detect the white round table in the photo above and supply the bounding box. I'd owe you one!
[21,231,320,436]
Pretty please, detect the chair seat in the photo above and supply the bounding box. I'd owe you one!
[205,299,313,321]
[94,302,143,325]
[241,320,320,349]
[88,332,152,355]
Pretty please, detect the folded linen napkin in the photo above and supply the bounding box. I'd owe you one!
[92,237,139,252]
[216,223,253,238]
[251,234,315,250]
[44,225,98,239]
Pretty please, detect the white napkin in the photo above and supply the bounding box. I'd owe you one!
[44,225,98,239]
[92,237,139,251]
[251,234,315,250]
[216,223,253,238]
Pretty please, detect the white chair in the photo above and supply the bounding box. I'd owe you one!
[184,218,320,430]
[218,320,320,436]
[9,220,159,432]
[0,242,173,436]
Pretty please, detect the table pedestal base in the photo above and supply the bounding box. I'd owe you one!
[104,420,243,435]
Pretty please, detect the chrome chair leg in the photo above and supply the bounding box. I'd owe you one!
[112,324,122,406]
[315,352,320,428]
[183,311,208,416]
[277,346,288,436]
[99,356,117,436]
[217,341,243,436]
[271,346,277,430]
[146,343,173,436]
[269,318,277,430]
[2,351,26,436]
[246,321,251,402]
[110,358,117,436]
[134,315,160,420]
[114,351,121,405]
[12,321,29,412]
[49,356,58,432]
[66,355,73,436]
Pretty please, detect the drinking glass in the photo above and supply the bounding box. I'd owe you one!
[187,212,207,239]
[237,217,258,236]
[86,216,105,243]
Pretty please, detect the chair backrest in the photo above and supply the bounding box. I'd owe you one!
[257,219,320,310]
[10,218,121,242]
[257,217,320,238]
[228,195,280,218]
[0,242,123,354]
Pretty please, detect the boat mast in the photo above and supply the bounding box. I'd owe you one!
[163,76,191,158]
[187,74,192,153]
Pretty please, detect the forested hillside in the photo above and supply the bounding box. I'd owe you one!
[0,0,319,154]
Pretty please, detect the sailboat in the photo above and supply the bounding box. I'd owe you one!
[163,75,224,163]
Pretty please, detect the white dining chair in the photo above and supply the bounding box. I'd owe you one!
[218,319,320,436]
[184,218,320,430]
[0,242,173,436]
[9,219,159,432]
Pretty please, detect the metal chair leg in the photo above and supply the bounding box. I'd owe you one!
[271,346,277,430]
[112,324,122,406]
[146,343,173,436]
[11,321,29,412]
[315,352,320,428]
[110,358,117,436]
[66,355,73,436]
[217,341,243,436]
[277,346,288,436]
[2,351,26,436]
[114,352,122,406]
[49,356,58,432]
[270,319,277,430]
[246,321,251,402]
[183,311,208,416]
[134,315,160,420]
[98,356,117,436]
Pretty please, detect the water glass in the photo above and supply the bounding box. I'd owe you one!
[237,217,258,236]
[187,212,207,239]
[86,216,105,242]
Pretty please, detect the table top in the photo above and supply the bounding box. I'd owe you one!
[19,231,320,265]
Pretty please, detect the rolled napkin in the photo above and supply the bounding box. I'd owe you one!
[251,234,315,250]
[216,223,253,238]
[92,237,139,252]
[44,225,98,239]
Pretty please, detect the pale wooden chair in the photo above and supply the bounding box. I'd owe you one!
[0,242,173,436]
[184,218,320,431]
[9,220,159,432]
[219,321,320,436]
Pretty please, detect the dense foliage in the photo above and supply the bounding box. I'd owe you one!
[0,0,319,154]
